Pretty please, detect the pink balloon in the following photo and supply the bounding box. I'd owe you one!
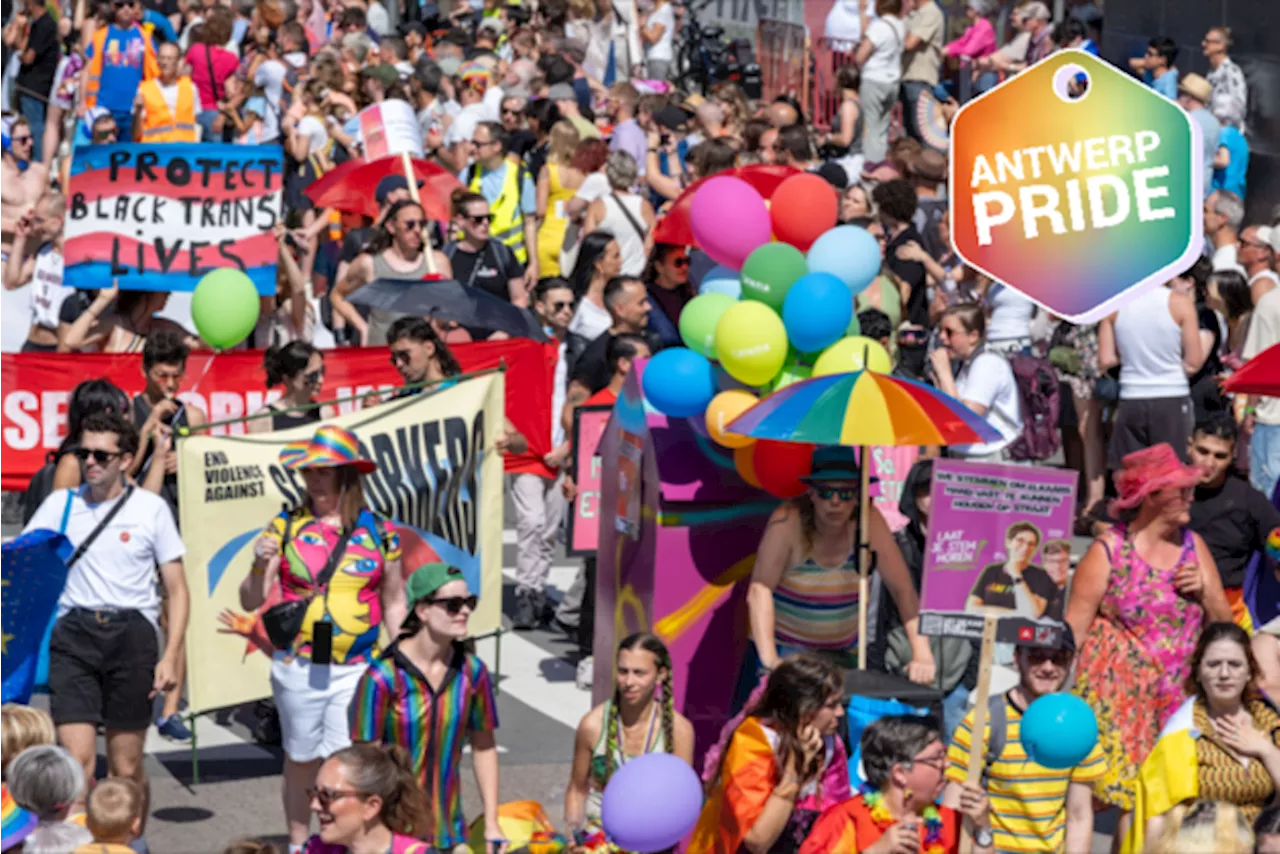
[690,176,772,270]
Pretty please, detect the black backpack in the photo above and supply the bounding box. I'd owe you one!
[22,451,60,527]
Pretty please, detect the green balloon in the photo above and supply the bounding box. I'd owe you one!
[770,359,813,392]
[191,268,260,349]
[740,243,807,311]
[679,292,737,358]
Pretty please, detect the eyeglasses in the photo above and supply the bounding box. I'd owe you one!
[427,594,478,614]
[913,753,947,772]
[307,788,365,810]
[501,108,521,116]
[466,213,494,224]
[814,487,857,501]
[1241,239,1271,250]
[10,135,32,145]
[389,349,415,365]
[1025,648,1072,667]
[304,368,325,385]
[399,219,424,231]
[75,448,122,464]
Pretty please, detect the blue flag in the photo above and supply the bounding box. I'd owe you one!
[2,531,71,704]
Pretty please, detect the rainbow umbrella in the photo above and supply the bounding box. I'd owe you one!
[727,369,1002,447]
[727,370,1001,668]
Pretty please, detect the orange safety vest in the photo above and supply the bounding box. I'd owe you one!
[137,78,199,142]
[84,25,159,109]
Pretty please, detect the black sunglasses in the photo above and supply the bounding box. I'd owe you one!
[427,594,478,615]
[1025,648,1072,667]
[550,300,573,311]
[304,368,325,385]
[306,788,364,810]
[466,213,494,224]
[671,257,690,267]
[814,486,858,501]
[75,448,122,464]
[399,219,424,230]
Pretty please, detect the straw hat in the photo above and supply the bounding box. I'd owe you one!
[1178,73,1212,104]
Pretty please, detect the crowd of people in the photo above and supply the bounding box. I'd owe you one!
[2,0,1279,851]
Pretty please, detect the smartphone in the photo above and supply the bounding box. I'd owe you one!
[311,621,334,665]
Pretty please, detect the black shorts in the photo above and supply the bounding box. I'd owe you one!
[1108,395,1194,470]
[47,608,159,732]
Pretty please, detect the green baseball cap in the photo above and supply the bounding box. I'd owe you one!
[405,562,466,603]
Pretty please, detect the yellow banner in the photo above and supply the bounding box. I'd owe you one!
[177,374,505,714]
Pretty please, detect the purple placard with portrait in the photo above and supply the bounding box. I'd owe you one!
[919,460,1078,645]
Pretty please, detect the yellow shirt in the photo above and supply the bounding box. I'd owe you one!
[945,692,1106,853]
[73,843,136,854]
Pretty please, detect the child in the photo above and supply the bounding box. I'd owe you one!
[1,704,56,779]
[72,778,143,854]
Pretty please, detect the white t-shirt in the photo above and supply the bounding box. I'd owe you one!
[28,244,70,331]
[1243,288,1280,425]
[296,115,329,156]
[1212,243,1243,274]
[24,486,186,625]
[253,59,288,142]
[576,172,611,205]
[953,350,1023,457]
[646,3,676,62]
[570,298,612,341]
[986,283,1035,343]
[825,0,874,50]
[366,1,391,35]
[861,16,905,84]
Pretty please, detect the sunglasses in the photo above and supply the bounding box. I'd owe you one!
[10,135,32,144]
[399,219,424,230]
[501,108,521,116]
[1025,648,1072,667]
[670,257,690,267]
[549,300,573,311]
[427,594,478,614]
[307,788,364,810]
[75,448,122,464]
[466,213,494,224]
[304,368,325,385]
[814,487,857,501]
[93,129,118,141]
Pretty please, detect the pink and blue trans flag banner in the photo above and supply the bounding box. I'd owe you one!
[63,143,284,295]
[1,530,71,704]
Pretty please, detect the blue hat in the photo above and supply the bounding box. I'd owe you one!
[800,446,878,485]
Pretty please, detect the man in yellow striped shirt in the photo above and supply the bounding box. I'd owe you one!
[941,629,1105,853]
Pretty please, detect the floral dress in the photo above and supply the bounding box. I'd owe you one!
[1073,524,1204,810]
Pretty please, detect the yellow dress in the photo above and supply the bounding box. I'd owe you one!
[537,162,577,278]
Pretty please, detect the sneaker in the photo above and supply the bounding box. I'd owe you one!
[512,589,537,630]
[575,656,593,690]
[156,714,193,743]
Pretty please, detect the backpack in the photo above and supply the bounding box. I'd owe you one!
[1006,351,1061,461]
[981,692,1010,789]
[21,451,60,527]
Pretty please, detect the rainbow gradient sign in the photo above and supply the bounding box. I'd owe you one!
[950,50,1202,322]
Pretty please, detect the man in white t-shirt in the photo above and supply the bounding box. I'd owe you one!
[1243,287,1280,498]
[1242,225,1280,304]
[23,411,187,828]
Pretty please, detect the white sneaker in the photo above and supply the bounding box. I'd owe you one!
[576,656,594,690]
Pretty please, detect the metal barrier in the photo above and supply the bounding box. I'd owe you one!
[756,19,808,108]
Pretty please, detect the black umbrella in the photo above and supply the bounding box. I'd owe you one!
[346,278,550,342]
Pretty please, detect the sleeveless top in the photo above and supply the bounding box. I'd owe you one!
[598,192,648,277]
[268,402,323,431]
[830,98,863,156]
[1114,287,1189,399]
[585,697,667,825]
[773,547,861,654]
[366,250,436,346]
[131,393,188,525]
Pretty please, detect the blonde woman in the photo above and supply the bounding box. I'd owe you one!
[536,120,584,279]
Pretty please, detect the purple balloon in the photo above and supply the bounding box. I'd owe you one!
[600,753,704,853]
[690,176,772,271]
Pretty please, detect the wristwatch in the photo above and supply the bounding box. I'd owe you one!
[974,827,994,848]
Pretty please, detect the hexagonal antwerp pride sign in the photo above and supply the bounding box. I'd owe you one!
[949,50,1203,323]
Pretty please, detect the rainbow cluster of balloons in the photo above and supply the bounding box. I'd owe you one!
[641,172,893,498]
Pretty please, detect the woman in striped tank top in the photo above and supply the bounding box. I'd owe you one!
[747,447,936,682]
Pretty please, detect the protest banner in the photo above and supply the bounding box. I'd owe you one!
[177,374,505,714]
[64,143,285,295]
[0,339,558,491]
[918,459,1077,647]
[358,99,424,159]
[566,405,612,556]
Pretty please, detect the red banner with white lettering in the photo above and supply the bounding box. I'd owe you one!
[1,340,558,491]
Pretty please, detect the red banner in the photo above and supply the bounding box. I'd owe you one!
[1,340,558,491]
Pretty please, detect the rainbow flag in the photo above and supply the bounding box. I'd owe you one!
[2,784,38,850]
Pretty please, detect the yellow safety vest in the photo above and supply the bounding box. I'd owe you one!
[468,161,529,264]
[138,78,199,143]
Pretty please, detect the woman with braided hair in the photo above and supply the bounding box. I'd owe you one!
[564,633,695,840]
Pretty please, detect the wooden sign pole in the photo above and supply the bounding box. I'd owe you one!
[958,615,998,854]
[856,444,873,670]
[400,150,438,276]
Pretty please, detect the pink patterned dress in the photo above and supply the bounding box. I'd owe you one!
[1072,524,1204,810]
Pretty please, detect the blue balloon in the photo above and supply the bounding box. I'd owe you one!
[807,226,881,295]
[601,753,704,852]
[642,347,717,418]
[782,272,855,353]
[1020,692,1099,769]
[699,265,743,299]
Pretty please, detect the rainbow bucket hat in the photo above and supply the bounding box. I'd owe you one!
[278,425,376,474]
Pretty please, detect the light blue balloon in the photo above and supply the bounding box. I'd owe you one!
[699,265,743,299]
[641,347,717,418]
[1020,692,1099,770]
[782,272,855,353]
[806,226,881,296]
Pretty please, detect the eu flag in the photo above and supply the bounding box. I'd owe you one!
[1,531,71,704]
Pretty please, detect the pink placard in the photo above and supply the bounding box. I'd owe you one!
[568,405,612,555]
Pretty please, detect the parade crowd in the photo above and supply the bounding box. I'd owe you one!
[2,0,1279,851]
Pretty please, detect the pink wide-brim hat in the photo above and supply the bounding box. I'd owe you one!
[1108,442,1200,515]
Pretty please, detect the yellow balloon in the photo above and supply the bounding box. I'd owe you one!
[705,390,759,448]
[812,336,894,376]
[715,301,789,387]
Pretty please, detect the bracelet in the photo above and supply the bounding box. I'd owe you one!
[1244,406,1257,415]
[251,563,266,576]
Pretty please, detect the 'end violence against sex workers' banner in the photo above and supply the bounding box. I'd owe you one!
[63,143,285,295]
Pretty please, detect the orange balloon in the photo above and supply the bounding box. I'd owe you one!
[706,390,759,449]
[734,444,761,488]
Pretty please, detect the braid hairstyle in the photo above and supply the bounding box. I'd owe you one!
[603,685,623,783]
[659,667,675,755]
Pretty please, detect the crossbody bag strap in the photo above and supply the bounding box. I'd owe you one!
[313,523,356,592]
[203,44,221,104]
[610,191,646,243]
[66,486,136,568]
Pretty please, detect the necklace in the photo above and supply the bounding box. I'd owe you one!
[862,789,944,854]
